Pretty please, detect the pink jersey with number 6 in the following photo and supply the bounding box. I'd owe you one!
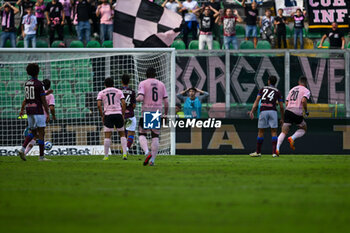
[97,87,125,115]
[286,85,310,116]
[138,78,168,114]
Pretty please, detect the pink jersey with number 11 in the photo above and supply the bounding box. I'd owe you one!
[138,78,168,114]
[97,87,125,115]
[286,85,310,116]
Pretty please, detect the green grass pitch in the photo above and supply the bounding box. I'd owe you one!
[1,155,350,233]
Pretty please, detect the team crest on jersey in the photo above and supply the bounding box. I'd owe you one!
[143,110,161,129]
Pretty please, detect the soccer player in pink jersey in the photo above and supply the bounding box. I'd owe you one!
[97,77,128,160]
[136,67,168,166]
[277,76,310,155]
[24,79,56,155]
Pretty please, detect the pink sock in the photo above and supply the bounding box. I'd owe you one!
[139,135,149,155]
[104,138,111,156]
[151,137,159,163]
[25,140,36,155]
[120,137,127,155]
[291,129,305,141]
[277,133,286,151]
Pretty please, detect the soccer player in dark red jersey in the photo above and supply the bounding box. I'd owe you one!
[18,63,50,161]
[248,76,284,157]
[120,74,136,153]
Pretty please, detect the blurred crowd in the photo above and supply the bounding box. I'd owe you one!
[0,0,347,49]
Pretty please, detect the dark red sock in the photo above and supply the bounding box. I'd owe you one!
[256,137,264,153]
[127,135,134,149]
[22,135,34,148]
[272,136,278,154]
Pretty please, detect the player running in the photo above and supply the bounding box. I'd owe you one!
[248,76,284,157]
[120,74,136,153]
[277,76,310,155]
[18,64,50,161]
[136,67,168,166]
[24,79,56,155]
[97,77,128,160]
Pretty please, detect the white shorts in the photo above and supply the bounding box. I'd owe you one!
[27,114,46,129]
[125,116,136,131]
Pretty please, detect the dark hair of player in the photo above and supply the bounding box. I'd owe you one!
[42,79,51,90]
[26,63,40,78]
[268,76,277,86]
[299,76,307,85]
[146,67,156,78]
[121,74,130,85]
[104,77,114,87]
[189,87,197,92]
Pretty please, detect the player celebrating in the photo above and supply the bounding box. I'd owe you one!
[24,79,56,155]
[120,74,136,152]
[97,77,128,160]
[136,67,168,166]
[18,63,50,161]
[248,76,284,157]
[277,76,310,155]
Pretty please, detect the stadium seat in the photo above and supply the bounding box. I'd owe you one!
[16,40,24,48]
[1,68,12,81]
[316,40,330,49]
[307,28,323,39]
[66,108,83,118]
[87,40,101,48]
[50,68,60,81]
[36,40,49,48]
[56,81,72,94]
[4,40,12,48]
[171,40,186,50]
[6,81,23,95]
[257,41,271,49]
[60,68,75,81]
[239,40,254,49]
[61,94,77,108]
[0,93,13,108]
[347,42,350,48]
[77,94,86,108]
[286,26,292,38]
[212,40,221,50]
[188,40,199,50]
[51,40,64,48]
[235,25,245,38]
[0,82,5,93]
[102,40,113,48]
[54,108,64,119]
[0,108,18,119]
[69,40,84,48]
[74,59,91,67]
[75,67,93,81]
[75,81,92,93]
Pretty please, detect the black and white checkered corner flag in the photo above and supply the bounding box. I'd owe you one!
[113,0,183,48]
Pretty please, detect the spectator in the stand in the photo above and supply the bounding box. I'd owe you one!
[176,103,185,118]
[59,0,73,35]
[318,22,345,49]
[260,9,274,48]
[179,0,198,48]
[291,8,306,49]
[45,0,65,46]
[96,0,113,44]
[161,0,182,13]
[177,87,209,119]
[204,0,222,46]
[35,0,46,36]
[274,8,287,49]
[76,0,92,45]
[16,0,35,37]
[216,8,242,50]
[0,2,19,48]
[193,5,219,50]
[89,0,99,39]
[22,7,37,48]
[242,0,259,48]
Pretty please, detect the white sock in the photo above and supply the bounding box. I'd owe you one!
[121,137,127,156]
[139,135,149,155]
[104,138,111,157]
[277,133,286,151]
[150,137,159,163]
[291,129,306,141]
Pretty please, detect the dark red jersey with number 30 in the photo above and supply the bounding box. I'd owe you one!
[257,86,283,112]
